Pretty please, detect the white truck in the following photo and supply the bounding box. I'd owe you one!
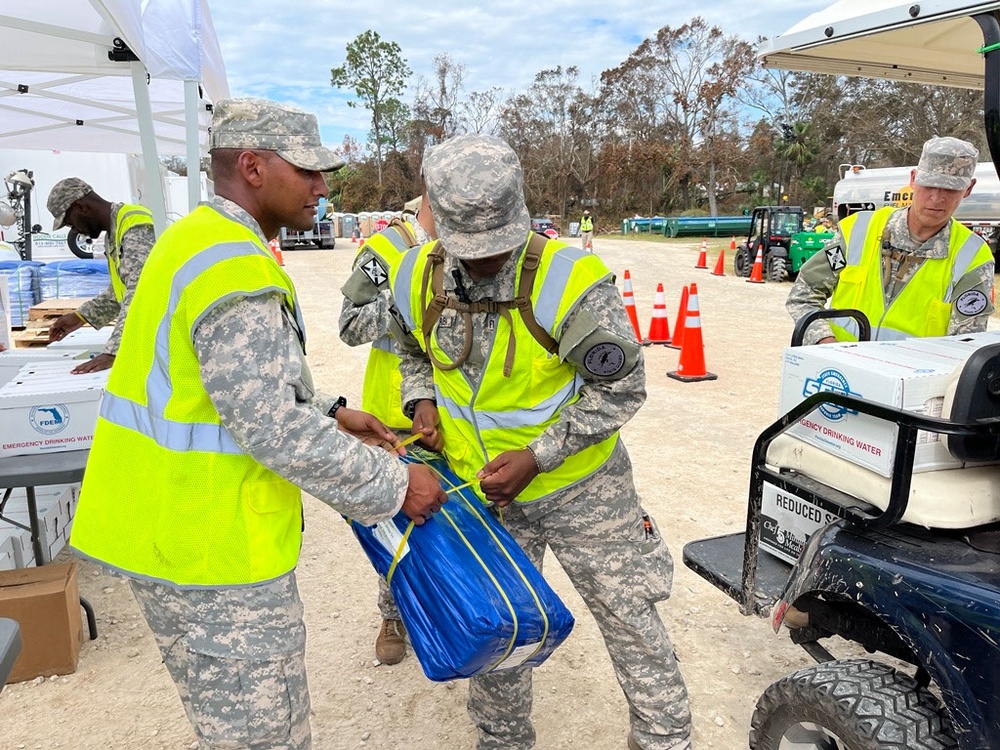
[833,160,1000,250]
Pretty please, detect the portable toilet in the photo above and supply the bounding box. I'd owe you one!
[342,213,357,239]
[331,212,344,238]
[357,211,374,238]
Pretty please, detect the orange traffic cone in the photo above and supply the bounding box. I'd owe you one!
[668,283,717,383]
[711,249,725,276]
[621,270,642,343]
[667,285,689,351]
[641,283,672,346]
[747,247,765,283]
[695,239,708,269]
[269,239,284,266]
[730,236,737,251]
[359,234,365,248]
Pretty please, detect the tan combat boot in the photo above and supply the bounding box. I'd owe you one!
[375,618,407,665]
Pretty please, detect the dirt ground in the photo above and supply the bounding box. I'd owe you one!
[3,236,827,749]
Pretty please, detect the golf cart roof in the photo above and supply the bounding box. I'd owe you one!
[758,1,1000,89]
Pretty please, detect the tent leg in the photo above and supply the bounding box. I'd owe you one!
[184,80,202,213]
[130,61,167,235]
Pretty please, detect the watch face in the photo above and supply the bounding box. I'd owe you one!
[583,342,626,377]
[956,289,989,316]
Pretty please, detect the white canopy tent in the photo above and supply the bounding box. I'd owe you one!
[758,1,1000,89]
[0,1,230,231]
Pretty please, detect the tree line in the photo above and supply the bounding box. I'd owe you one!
[325,19,986,227]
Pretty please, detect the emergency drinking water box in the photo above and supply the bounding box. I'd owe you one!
[778,337,975,477]
[0,349,88,388]
[45,326,113,357]
[0,361,107,458]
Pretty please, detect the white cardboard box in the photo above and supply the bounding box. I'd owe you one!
[0,534,16,571]
[0,525,34,568]
[0,280,10,351]
[46,326,113,356]
[0,485,76,565]
[0,349,89,388]
[0,361,108,458]
[779,338,978,477]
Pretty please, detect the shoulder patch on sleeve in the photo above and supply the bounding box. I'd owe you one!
[583,342,626,377]
[956,289,990,317]
[360,257,389,288]
[825,244,847,272]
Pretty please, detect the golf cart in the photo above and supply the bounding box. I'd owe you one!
[732,206,829,281]
[683,309,1000,748]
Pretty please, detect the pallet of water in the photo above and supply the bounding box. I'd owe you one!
[0,360,108,458]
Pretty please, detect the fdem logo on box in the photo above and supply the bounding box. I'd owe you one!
[29,404,70,435]
[802,369,861,421]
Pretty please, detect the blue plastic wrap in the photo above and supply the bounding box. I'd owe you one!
[348,448,575,682]
[39,259,110,301]
[0,261,42,327]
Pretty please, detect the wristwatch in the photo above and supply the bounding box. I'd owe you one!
[327,396,347,419]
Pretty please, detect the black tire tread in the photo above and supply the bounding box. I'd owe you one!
[749,659,957,750]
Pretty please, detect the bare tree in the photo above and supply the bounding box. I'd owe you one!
[413,53,465,143]
[459,87,504,136]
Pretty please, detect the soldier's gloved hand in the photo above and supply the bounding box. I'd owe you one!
[71,353,114,374]
[412,399,443,452]
[477,449,540,507]
[336,407,402,454]
[48,311,85,342]
[402,464,448,525]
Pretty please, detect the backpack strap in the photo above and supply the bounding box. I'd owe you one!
[388,217,417,248]
[514,232,558,355]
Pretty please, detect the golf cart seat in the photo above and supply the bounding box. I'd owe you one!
[767,342,1000,530]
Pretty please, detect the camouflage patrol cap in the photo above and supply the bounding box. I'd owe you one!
[422,134,530,260]
[403,196,422,215]
[914,136,978,190]
[47,177,93,230]
[210,97,345,172]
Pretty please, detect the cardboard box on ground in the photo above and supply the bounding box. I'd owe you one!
[0,562,83,682]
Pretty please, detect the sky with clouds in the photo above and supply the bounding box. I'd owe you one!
[208,0,831,148]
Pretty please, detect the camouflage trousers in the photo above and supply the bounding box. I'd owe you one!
[377,577,400,620]
[130,572,311,750]
[468,447,692,750]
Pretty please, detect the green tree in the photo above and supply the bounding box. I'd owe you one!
[330,30,411,187]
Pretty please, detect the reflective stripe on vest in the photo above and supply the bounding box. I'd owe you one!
[829,208,992,341]
[356,226,417,430]
[108,204,154,302]
[391,234,617,503]
[71,205,303,588]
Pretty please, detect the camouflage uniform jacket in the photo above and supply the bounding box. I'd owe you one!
[192,196,408,525]
[787,208,995,344]
[396,242,645,518]
[76,202,157,357]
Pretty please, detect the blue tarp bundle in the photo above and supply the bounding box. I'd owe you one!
[39,259,109,301]
[0,261,42,327]
[348,448,575,682]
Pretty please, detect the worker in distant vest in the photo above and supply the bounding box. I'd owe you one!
[390,135,691,750]
[787,136,995,343]
[579,208,594,251]
[45,178,156,373]
[69,97,447,750]
[338,195,435,666]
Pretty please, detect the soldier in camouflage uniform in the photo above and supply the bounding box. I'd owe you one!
[788,136,995,343]
[390,135,692,750]
[338,197,435,665]
[69,98,448,750]
[46,178,157,373]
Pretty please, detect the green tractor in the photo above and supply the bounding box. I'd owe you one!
[733,206,833,282]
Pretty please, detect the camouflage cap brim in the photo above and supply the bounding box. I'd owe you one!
[277,147,346,172]
[437,202,531,260]
[913,169,971,191]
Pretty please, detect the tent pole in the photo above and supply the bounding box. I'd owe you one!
[130,61,167,234]
[184,80,201,212]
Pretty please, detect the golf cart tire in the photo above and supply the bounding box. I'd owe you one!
[766,255,788,282]
[750,659,957,750]
[734,246,751,277]
[67,228,94,259]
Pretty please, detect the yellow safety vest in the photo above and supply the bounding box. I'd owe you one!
[71,205,304,587]
[357,224,417,430]
[580,216,593,232]
[391,233,618,504]
[830,207,993,341]
[108,204,154,302]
